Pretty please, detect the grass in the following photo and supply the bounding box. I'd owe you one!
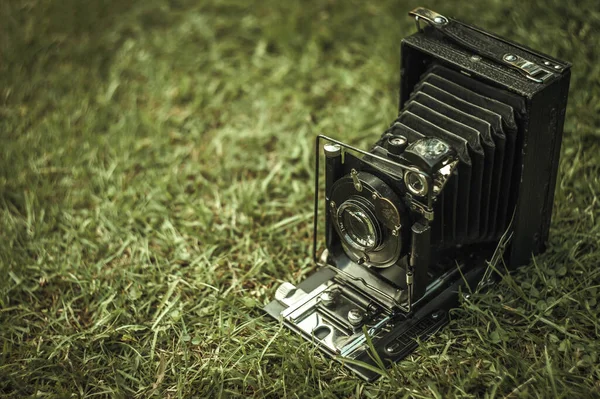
[0,0,599,397]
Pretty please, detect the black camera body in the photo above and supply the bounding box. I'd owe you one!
[264,8,571,381]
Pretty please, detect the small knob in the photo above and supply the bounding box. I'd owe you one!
[320,289,339,307]
[347,308,364,326]
[386,135,408,155]
[323,143,342,158]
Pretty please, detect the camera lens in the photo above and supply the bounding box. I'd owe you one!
[342,207,375,247]
[336,198,381,251]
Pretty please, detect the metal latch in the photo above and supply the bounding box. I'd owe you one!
[409,7,449,29]
[408,7,557,84]
[502,53,554,83]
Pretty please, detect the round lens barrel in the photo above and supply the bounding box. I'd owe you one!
[336,198,381,252]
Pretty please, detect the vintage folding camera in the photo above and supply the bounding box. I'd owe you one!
[264,8,571,381]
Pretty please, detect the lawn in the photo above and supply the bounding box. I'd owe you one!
[1,0,599,397]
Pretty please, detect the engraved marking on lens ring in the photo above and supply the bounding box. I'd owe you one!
[374,194,402,230]
[404,170,429,196]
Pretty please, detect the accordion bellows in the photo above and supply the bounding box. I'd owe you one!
[381,64,524,248]
[398,26,570,267]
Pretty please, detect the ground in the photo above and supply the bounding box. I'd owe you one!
[1,0,599,397]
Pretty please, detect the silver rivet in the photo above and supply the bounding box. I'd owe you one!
[544,61,551,66]
[470,55,482,62]
[554,65,561,69]
[320,290,337,307]
[433,16,446,24]
[431,310,442,320]
[504,54,517,62]
[347,309,364,326]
